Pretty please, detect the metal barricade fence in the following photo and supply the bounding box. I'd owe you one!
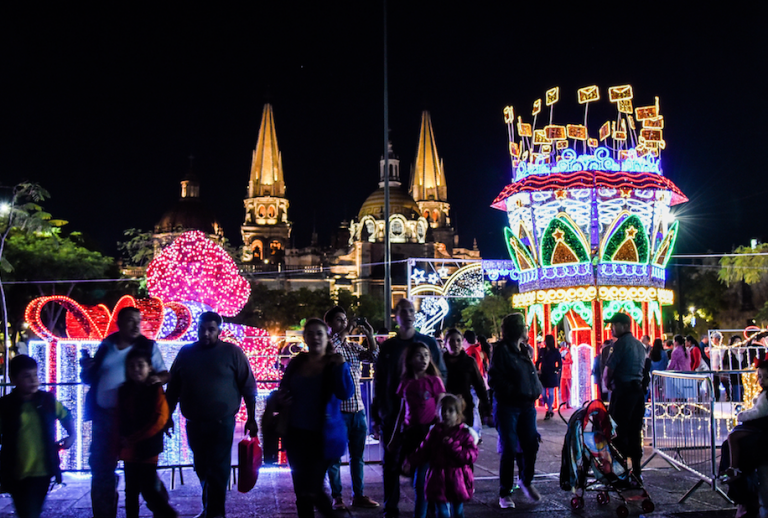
[646,370,744,503]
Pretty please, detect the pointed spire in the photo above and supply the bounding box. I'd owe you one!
[248,104,285,198]
[410,111,447,202]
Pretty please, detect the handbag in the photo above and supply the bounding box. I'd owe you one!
[237,433,262,493]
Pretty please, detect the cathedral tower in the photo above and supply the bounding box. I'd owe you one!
[241,104,292,264]
[410,111,454,252]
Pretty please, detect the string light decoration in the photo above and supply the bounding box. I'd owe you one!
[146,231,251,317]
[496,86,687,402]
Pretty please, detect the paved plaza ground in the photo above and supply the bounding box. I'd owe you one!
[0,407,740,518]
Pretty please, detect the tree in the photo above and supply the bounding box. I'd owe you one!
[461,291,514,339]
[3,231,116,336]
[0,183,59,355]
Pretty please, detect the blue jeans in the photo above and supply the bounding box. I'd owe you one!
[435,501,464,518]
[495,401,539,495]
[413,462,428,518]
[543,387,555,412]
[327,410,367,498]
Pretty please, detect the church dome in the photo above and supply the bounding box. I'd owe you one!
[358,186,421,221]
[155,198,219,234]
[155,171,221,235]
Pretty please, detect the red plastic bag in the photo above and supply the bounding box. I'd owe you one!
[238,435,262,492]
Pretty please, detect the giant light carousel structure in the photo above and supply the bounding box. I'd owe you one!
[492,85,687,404]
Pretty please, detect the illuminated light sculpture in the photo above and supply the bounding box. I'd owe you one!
[23,231,281,470]
[147,230,251,317]
[495,86,687,407]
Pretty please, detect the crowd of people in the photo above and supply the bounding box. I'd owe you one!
[2,299,766,518]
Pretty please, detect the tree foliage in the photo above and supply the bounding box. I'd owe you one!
[460,284,515,339]
[718,243,768,286]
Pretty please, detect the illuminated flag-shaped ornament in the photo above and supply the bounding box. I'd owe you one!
[640,128,663,142]
[566,124,588,140]
[577,85,600,103]
[541,145,552,154]
[556,140,568,150]
[643,116,664,128]
[599,121,611,141]
[617,99,633,114]
[533,129,551,144]
[509,142,521,157]
[587,138,598,148]
[533,99,542,115]
[636,97,660,120]
[545,125,567,140]
[546,87,560,106]
[147,230,252,317]
[517,117,533,137]
[608,84,633,102]
[504,106,514,123]
[627,115,636,130]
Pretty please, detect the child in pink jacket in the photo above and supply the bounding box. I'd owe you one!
[408,394,479,518]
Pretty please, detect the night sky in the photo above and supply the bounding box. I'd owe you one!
[2,4,765,261]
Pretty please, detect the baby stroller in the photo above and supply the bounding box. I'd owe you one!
[559,400,654,517]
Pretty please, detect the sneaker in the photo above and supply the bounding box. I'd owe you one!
[332,497,346,510]
[543,411,551,421]
[499,494,515,509]
[352,495,380,508]
[520,482,541,502]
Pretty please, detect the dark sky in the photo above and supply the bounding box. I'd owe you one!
[2,4,766,260]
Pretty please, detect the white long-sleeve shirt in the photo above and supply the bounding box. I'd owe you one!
[738,391,768,422]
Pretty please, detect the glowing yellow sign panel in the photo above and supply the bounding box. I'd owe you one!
[504,106,514,124]
[608,85,633,102]
[640,128,663,142]
[636,104,659,120]
[588,138,598,148]
[545,125,567,140]
[599,121,611,141]
[541,145,552,153]
[627,115,636,130]
[546,87,559,106]
[617,99,633,114]
[533,129,551,144]
[566,124,588,140]
[531,152,550,163]
[517,117,533,137]
[533,99,542,116]
[577,85,600,104]
[643,116,664,129]
[556,140,568,150]
[509,142,520,157]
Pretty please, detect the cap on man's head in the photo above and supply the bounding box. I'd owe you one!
[605,313,631,325]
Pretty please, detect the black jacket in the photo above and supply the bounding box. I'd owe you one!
[488,340,542,407]
[443,350,490,424]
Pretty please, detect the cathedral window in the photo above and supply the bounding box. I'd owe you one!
[258,205,266,218]
[267,205,276,218]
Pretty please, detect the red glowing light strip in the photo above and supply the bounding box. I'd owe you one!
[490,170,688,210]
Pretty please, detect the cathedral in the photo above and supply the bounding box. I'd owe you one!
[152,104,480,303]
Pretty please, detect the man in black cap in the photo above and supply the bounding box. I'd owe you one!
[602,312,647,480]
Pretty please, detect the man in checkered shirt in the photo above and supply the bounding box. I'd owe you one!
[324,306,380,510]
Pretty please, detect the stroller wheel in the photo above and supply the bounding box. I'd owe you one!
[570,496,584,510]
[616,504,629,517]
[641,499,655,513]
[596,491,610,505]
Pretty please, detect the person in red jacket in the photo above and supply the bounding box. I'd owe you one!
[686,335,702,370]
[559,342,573,409]
[118,348,176,518]
[407,394,479,518]
[463,331,486,380]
